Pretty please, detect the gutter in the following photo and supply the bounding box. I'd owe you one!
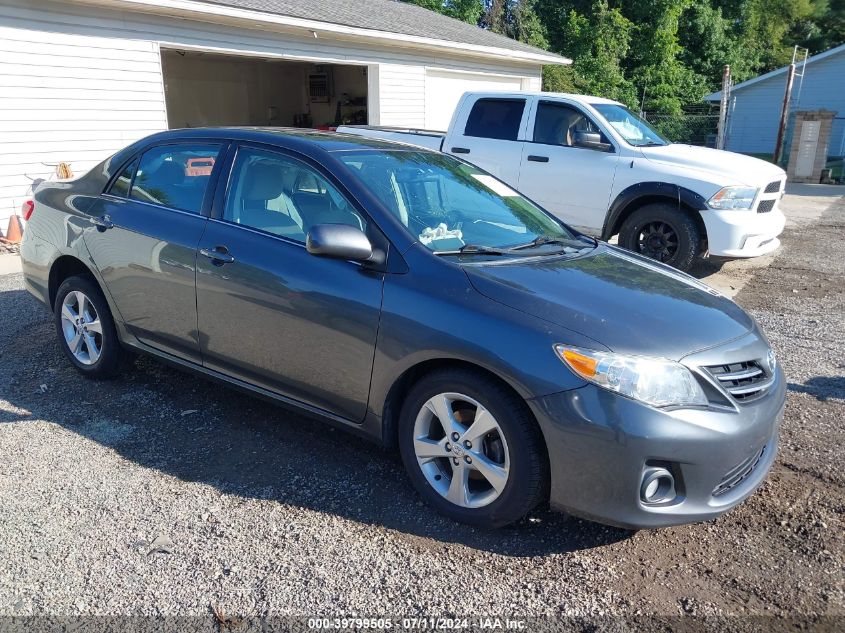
[73,0,572,66]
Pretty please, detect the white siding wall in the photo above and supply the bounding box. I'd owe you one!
[0,0,543,227]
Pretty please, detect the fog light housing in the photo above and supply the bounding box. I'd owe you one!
[640,467,676,504]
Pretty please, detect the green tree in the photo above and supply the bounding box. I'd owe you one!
[406,0,485,24]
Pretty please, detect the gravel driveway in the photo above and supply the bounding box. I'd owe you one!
[0,190,842,629]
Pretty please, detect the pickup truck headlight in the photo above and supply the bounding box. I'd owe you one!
[707,186,758,210]
[555,345,708,408]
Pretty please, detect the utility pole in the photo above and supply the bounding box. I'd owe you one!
[773,49,799,165]
[716,65,731,150]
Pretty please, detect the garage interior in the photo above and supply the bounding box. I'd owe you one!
[161,49,369,130]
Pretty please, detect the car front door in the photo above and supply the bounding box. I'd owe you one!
[194,145,384,422]
[83,141,225,363]
[518,100,620,234]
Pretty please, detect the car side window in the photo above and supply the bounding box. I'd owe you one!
[223,148,365,243]
[107,158,139,197]
[533,102,610,147]
[464,98,526,141]
[129,144,222,214]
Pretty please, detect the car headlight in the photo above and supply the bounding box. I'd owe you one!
[707,186,758,210]
[554,345,708,408]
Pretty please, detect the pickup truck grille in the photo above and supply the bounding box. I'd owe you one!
[713,445,766,497]
[764,180,782,194]
[705,360,772,402]
[757,199,775,213]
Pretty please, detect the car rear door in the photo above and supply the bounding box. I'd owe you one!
[83,141,226,363]
[194,144,385,422]
[517,100,620,233]
[445,96,529,188]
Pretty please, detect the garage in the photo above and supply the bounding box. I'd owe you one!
[0,0,568,232]
[161,50,369,129]
[425,69,526,130]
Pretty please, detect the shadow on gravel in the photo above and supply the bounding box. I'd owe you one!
[788,376,845,402]
[687,257,727,280]
[1,289,631,557]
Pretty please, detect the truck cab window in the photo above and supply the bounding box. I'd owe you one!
[534,102,609,148]
[464,98,526,141]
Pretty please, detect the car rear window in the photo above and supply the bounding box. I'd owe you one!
[128,144,222,214]
[464,98,526,141]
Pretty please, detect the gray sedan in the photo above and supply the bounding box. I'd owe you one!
[19,128,785,528]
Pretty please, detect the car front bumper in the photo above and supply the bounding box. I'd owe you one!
[700,206,786,258]
[528,344,785,529]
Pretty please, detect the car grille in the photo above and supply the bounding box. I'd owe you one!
[757,199,775,213]
[764,180,781,194]
[706,360,772,402]
[713,445,766,497]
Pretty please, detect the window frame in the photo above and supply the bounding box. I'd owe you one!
[211,142,376,250]
[101,140,229,218]
[527,100,617,153]
[463,97,528,142]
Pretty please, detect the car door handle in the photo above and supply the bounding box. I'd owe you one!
[452,147,471,154]
[527,155,549,163]
[200,246,235,265]
[90,214,114,231]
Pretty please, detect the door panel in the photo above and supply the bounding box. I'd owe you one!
[83,142,223,362]
[450,97,528,188]
[195,223,384,421]
[83,196,208,361]
[518,102,620,233]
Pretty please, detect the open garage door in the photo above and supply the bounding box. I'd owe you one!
[425,69,524,131]
[161,50,369,130]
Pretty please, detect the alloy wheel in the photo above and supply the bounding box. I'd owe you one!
[413,392,510,508]
[637,220,679,262]
[60,290,103,365]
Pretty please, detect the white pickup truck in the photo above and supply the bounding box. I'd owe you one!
[339,92,787,271]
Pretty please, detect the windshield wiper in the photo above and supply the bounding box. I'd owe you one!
[511,235,580,251]
[433,243,537,257]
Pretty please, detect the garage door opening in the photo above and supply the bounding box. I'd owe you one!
[161,50,369,130]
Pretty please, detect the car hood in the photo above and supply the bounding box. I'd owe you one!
[639,144,785,187]
[463,245,754,361]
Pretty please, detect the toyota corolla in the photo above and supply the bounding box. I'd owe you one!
[20,128,785,528]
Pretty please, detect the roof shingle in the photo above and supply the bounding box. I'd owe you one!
[195,0,567,61]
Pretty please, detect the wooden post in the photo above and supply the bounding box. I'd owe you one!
[773,63,796,165]
[716,65,731,150]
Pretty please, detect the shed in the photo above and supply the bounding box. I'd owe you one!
[705,43,845,159]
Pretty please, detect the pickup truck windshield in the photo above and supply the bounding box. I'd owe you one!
[338,151,581,254]
[591,104,669,147]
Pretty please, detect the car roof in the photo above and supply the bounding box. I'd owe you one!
[139,127,424,154]
[466,91,623,106]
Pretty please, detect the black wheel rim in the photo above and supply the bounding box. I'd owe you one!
[637,221,679,262]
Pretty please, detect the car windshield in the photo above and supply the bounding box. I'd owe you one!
[337,151,585,254]
[591,104,669,147]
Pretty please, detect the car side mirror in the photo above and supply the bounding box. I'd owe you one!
[306,224,381,264]
[573,131,612,152]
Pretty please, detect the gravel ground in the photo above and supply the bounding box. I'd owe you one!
[0,192,843,630]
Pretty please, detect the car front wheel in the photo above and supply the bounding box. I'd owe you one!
[398,369,548,528]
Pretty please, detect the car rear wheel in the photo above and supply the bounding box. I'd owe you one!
[398,369,548,528]
[618,203,701,271]
[54,275,127,378]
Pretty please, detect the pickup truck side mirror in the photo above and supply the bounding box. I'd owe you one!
[573,131,613,152]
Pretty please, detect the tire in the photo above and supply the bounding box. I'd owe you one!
[618,203,701,272]
[54,274,127,378]
[398,368,548,528]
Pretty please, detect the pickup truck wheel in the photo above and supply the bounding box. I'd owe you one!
[398,369,548,528]
[618,204,701,271]
[54,275,127,379]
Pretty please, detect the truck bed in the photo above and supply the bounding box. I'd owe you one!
[336,125,445,151]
